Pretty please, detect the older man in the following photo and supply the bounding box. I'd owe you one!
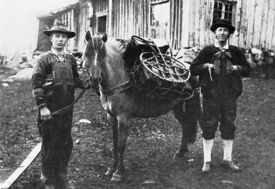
[32,21,88,189]
[190,19,250,173]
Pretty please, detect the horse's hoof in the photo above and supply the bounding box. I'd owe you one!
[105,167,115,176]
[111,173,123,182]
[40,172,47,183]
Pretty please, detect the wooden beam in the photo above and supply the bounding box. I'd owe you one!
[0,143,42,189]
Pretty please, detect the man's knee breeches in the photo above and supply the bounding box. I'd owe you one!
[200,95,237,140]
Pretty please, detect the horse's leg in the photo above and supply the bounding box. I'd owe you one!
[111,115,129,182]
[172,102,190,158]
[105,113,118,176]
[173,92,200,159]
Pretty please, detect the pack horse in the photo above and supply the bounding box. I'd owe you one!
[83,32,201,182]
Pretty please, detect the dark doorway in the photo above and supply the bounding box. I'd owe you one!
[98,15,107,33]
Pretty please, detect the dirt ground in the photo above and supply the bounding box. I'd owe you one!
[1,67,275,189]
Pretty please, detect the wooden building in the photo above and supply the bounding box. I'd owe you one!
[37,0,275,52]
[36,1,90,52]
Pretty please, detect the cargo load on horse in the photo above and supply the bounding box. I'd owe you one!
[117,35,193,100]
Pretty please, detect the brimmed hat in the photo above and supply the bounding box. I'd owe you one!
[210,19,235,34]
[43,21,75,38]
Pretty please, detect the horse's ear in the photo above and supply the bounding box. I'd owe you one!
[102,33,108,42]
[85,31,91,41]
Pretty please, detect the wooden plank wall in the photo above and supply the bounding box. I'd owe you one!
[93,0,275,50]
[111,0,181,49]
[187,0,214,48]
[170,0,183,49]
[94,0,108,12]
[77,2,89,51]
[111,0,150,39]
[238,0,275,49]
[188,0,275,49]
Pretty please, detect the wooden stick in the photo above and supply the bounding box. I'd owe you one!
[0,143,42,189]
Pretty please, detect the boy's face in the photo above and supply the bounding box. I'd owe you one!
[50,32,68,50]
[215,27,230,43]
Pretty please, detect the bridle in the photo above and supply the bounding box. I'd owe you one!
[85,36,104,85]
[85,35,133,97]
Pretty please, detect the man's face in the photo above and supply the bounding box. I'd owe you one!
[215,27,230,43]
[50,32,68,50]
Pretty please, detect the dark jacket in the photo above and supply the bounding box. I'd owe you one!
[190,45,250,96]
[32,51,85,110]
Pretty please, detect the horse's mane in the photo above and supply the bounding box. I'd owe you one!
[86,35,127,66]
[105,38,126,58]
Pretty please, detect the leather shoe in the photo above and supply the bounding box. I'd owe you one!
[221,160,241,172]
[202,162,212,173]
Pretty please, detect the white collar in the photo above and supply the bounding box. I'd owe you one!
[214,38,229,50]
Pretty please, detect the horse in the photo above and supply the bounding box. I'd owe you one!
[83,32,201,182]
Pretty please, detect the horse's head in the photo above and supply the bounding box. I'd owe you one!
[83,31,108,84]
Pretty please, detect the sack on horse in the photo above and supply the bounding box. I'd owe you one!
[118,36,193,100]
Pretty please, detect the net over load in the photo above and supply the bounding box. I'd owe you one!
[120,36,192,100]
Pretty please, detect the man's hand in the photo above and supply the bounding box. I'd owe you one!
[231,65,238,71]
[203,63,214,70]
[40,106,52,121]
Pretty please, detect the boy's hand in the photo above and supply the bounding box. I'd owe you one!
[40,106,52,121]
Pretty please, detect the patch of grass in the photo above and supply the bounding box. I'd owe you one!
[2,67,275,189]
[0,80,38,170]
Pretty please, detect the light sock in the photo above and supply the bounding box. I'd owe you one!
[203,138,214,163]
[222,139,233,161]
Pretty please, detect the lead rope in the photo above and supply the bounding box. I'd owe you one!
[208,66,213,81]
[199,87,203,113]
[51,87,87,116]
[31,77,91,115]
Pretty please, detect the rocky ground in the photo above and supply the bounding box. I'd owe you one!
[0,65,275,189]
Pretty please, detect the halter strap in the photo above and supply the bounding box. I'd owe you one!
[99,79,133,97]
[88,36,133,97]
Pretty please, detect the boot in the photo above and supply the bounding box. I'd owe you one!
[221,160,241,172]
[202,162,212,173]
[40,172,47,184]
[202,138,214,173]
[222,139,241,172]
[57,173,68,189]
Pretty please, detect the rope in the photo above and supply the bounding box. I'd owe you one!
[208,66,213,81]
[50,76,92,116]
[31,77,91,115]
[51,88,86,116]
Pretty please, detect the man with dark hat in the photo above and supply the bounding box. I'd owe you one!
[190,19,250,173]
[32,21,89,189]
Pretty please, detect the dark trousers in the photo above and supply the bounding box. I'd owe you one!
[200,88,237,140]
[38,110,73,188]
